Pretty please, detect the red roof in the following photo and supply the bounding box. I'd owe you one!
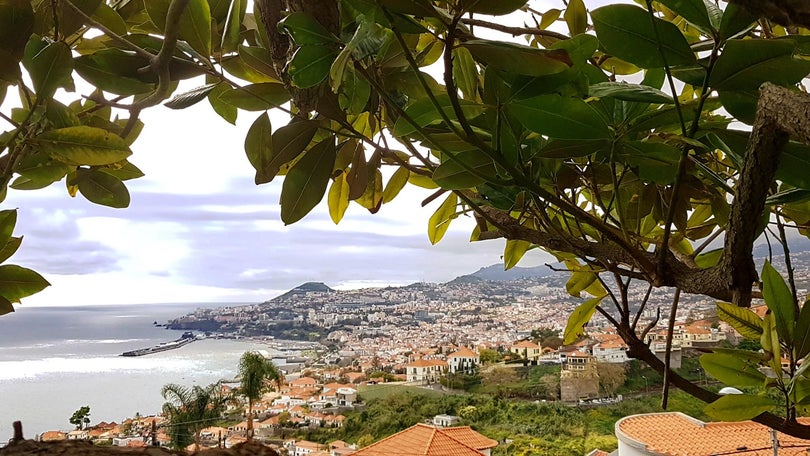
[618,412,810,455]
[352,424,497,456]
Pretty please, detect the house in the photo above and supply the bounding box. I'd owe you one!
[336,387,357,406]
[510,340,542,365]
[66,429,88,440]
[560,350,599,402]
[39,431,67,441]
[447,347,480,374]
[433,414,459,427]
[286,439,327,456]
[350,423,498,456]
[609,412,810,455]
[592,338,629,363]
[405,358,448,383]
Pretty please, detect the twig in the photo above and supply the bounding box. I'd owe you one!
[459,17,569,40]
[661,288,681,409]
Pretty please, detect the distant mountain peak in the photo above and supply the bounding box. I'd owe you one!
[448,264,557,284]
[273,282,334,301]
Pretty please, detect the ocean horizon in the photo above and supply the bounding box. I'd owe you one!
[0,302,289,444]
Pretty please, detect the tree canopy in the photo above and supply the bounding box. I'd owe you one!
[3,0,810,437]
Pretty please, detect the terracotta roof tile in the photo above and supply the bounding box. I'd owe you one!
[447,347,479,359]
[617,412,810,455]
[352,423,495,456]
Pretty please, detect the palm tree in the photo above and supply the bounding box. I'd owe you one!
[161,382,225,451]
[238,351,283,440]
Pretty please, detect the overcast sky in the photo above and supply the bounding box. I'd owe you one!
[3,1,640,307]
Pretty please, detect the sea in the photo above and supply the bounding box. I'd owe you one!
[0,303,287,444]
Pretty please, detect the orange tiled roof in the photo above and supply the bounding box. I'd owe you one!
[617,412,810,455]
[447,347,479,359]
[511,340,540,349]
[406,358,449,368]
[352,424,496,456]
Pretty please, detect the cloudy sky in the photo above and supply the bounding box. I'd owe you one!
[7,99,550,307]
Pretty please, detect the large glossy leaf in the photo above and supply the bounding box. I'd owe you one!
[220,0,245,53]
[382,167,409,203]
[32,126,131,166]
[657,0,716,34]
[244,112,273,184]
[452,47,479,101]
[0,0,33,62]
[328,172,350,224]
[289,46,338,89]
[218,83,290,111]
[164,83,218,109]
[704,394,778,421]
[23,40,73,98]
[74,50,154,95]
[278,12,338,45]
[761,261,795,346]
[564,296,604,344]
[0,265,49,303]
[0,296,12,316]
[75,168,130,208]
[92,3,127,36]
[378,0,436,17]
[589,82,673,104]
[432,151,495,190]
[0,237,22,265]
[620,141,679,184]
[428,192,457,245]
[509,95,612,140]
[796,299,810,360]
[147,0,212,56]
[504,239,531,271]
[699,353,767,387]
[537,139,610,158]
[59,0,102,37]
[392,94,486,137]
[238,46,280,81]
[264,120,318,183]
[338,68,371,114]
[710,40,810,91]
[592,4,696,68]
[280,137,337,225]
[564,0,587,36]
[459,0,526,15]
[208,81,237,124]
[716,302,763,340]
[346,144,368,200]
[0,210,16,249]
[718,2,758,40]
[461,40,572,77]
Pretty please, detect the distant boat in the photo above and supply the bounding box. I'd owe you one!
[121,332,196,357]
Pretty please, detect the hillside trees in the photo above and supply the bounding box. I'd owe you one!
[161,382,226,450]
[3,0,810,436]
[237,351,282,440]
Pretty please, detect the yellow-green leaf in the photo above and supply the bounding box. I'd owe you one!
[564,0,587,35]
[428,192,457,245]
[564,296,604,344]
[762,261,795,346]
[75,168,130,208]
[280,137,337,225]
[32,126,131,166]
[383,167,409,203]
[717,301,763,340]
[328,172,350,224]
[704,394,778,421]
[700,352,767,388]
[504,239,531,270]
[0,264,49,303]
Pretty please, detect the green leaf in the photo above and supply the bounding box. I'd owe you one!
[164,83,218,109]
[244,112,273,184]
[795,299,810,360]
[710,40,810,91]
[280,136,337,225]
[717,89,758,125]
[0,210,17,249]
[32,126,132,166]
[378,0,436,17]
[716,301,763,340]
[289,46,338,89]
[75,168,130,208]
[220,0,245,53]
[0,295,12,316]
[761,261,796,346]
[504,239,531,270]
[92,3,127,36]
[452,47,479,101]
[338,68,371,114]
[347,144,368,201]
[263,120,318,183]
[619,141,679,184]
[718,2,758,40]
[432,151,495,190]
[23,40,73,98]
[328,172,350,224]
[591,4,696,68]
[208,81,238,124]
[383,167,409,203]
[180,0,212,56]
[218,83,290,111]
[704,394,778,421]
[694,248,722,269]
[564,0,587,36]
[74,50,154,96]
[566,267,600,297]
[59,0,102,37]
[538,139,610,159]
[589,82,673,104]
[459,0,526,15]
[657,0,715,34]
[699,353,768,387]
[0,264,49,303]
[392,94,486,137]
[460,40,572,77]
[564,296,604,344]
[0,0,34,61]
[238,46,280,81]
[509,95,612,140]
[99,162,144,181]
[428,192,457,245]
[278,12,338,45]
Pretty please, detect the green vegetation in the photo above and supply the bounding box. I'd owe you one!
[161,382,226,451]
[238,351,283,440]
[299,388,709,455]
[69,405,91,430]
[3,0,810,437]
